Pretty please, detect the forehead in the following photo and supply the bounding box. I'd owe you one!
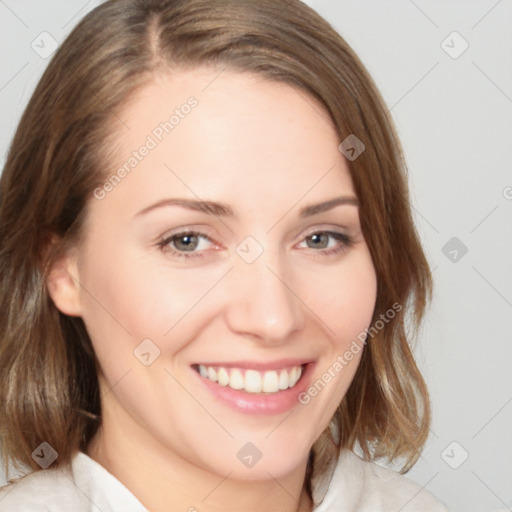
[99,67,355,216]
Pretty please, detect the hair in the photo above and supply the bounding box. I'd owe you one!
[0,0,432,502]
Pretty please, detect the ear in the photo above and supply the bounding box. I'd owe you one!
[46,247,83,317]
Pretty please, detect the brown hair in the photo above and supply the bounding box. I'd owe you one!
[0,0,432,500]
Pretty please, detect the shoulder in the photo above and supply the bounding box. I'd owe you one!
[0,462,85,511]
[0,451,146,512]
[317,449,449,512]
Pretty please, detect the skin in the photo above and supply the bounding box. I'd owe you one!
[48,67,377,512]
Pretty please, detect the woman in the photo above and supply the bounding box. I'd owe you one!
[0,1,448,510]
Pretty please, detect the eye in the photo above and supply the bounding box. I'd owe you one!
[158,230,217,259]
[157,229,353,260]
[298,230,353,256]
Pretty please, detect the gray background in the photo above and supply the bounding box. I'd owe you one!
[1,1,511,511]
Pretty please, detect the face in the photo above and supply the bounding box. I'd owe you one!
[53,67,377,482]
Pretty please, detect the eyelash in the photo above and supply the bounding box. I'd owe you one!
[157,229,353,260]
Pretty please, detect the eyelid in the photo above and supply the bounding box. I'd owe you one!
[157,225,220,245]
[293,223,352,245]
[157,223,350,246]
[159,230,220,250]
[156,228,223,261]
[157,224,354,261]
[299,223,350,237]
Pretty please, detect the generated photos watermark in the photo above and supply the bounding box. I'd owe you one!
[93,96,198,200]
[297,301,402,405]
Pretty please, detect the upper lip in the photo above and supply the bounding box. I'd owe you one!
[192,359,315,371]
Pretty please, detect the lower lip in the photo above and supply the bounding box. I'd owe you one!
[192,363,315,415]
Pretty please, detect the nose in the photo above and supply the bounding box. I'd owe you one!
[223,248,305,346]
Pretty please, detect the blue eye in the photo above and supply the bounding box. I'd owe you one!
[158,231,215,259]
[299,231,353,256]
[158,229,353,259]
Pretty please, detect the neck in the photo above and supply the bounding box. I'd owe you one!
[86,398,313,512]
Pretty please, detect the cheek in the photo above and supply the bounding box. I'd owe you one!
[76,241,219,363]
[296,252,376,426]
[321,251,377,347]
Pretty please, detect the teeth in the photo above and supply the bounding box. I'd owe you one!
[229,369,245,390]
[245,370,262,393]
[278,369,289,390]
[197,364,303,394]
[207,366,218,382]
[290,366,299,387]
[262,371,279,392]
[217,368,230,387]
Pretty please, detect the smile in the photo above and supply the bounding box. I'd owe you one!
[192,364,305,394]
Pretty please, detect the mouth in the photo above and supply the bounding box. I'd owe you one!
[191,360,316,415]
[191,363,307,395]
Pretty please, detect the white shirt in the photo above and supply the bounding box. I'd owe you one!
[0,449,448,511]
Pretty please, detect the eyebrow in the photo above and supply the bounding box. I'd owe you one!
[135,195,359,219]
